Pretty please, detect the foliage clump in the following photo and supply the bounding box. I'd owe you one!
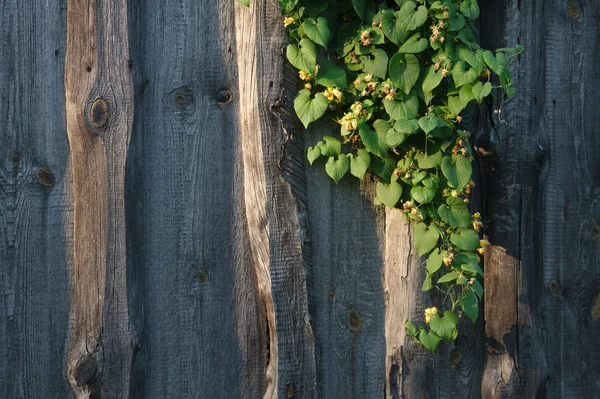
[238,0,522,353]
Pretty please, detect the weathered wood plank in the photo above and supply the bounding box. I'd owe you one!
[0,1,71,397]
[126,0,267,397]
[64,0,134,395]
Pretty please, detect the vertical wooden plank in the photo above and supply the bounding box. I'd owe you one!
[0,1,71,397]
[304,134,386,397]
[64,0,133,396]
[126,0,267,397]
[254,1,319,396]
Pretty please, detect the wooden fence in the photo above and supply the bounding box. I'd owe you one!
[0,0,598,397]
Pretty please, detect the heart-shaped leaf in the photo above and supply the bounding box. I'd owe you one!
[381,9,408,45]
[325,155,349,183]
[375,180,403,208]
[307,145,322,165]
[438,197,471,227]
[452,61,478,87]
[414,223,440,256]
[422,275,433,291]
[418,114,446,134]
[459,290,478,322]
[422,66,445,95]
[458,48,485,73]
[448,95,467,116]
[316,59,348,88]
[360,121,390,158]
[363,48,389,80]
[419,328,441,353]
[302,17,331,48]
[351,0,367,20]
[349,149,371,179]
[294,89,328,128]
[460,0,480,20]
[397,1,427,32]
[441,154,472,190]
[461,262,484,276]
[398,33,428,53]
[459,84,475,105]
[389,53,420,94]
[394,118,420,134]
[411,185,437,204]
[286,38,317,73]
[430,311,459,340]
[415,151,442,169]
[471,81,492,102]
[450,228,480,251]
[426,249,446,274]
[405,320,418,337]
[438,271,459,284]
[317,136,341,156]
[383,92,419,120]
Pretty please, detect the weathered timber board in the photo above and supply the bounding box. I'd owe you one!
[0,1,72,397]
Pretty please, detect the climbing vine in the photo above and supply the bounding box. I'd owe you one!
[237,0,522,353]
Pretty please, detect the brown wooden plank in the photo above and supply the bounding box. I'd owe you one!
[64,0,134,395]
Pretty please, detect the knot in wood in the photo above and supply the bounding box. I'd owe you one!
[216,90,232,108]
[173,89,194,110]
[36,167,56,186]
[567,2,580,21]
[548,280,561,296]
[89,98,109,129]
[347,308,362,331]
[448,349,462,365]
[74,355,98,387]
[198,271,209,285]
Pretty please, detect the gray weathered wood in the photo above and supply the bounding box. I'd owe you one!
[0,1,72,397]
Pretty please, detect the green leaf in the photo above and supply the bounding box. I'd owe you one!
[360,121,390,158]
[415,151,442,169]
[471,81,492,102]
[372,155,397,183]
[236,0,249,6]
[387,130,407,147]
[430,311,459,340]
[459,290,478,322]
[448,96,467,116]
[381,9,408,45]
[317,136,341,156]
[394,118,420,134]
[302,17,331,48]
[307,145,321,165]
[438,271,459,284]
[398,33,428,53]
[405,320,418,337]
[450,228,481,251]
[411,185,437,204]
[452,61,478,87]
[294,90,328,128]
[316,59,348,88]
[448,12,466,31]
[349,149,371,179]
[414,223,440,256]
[351,0,367,20]
[363,48,389,80]
[389,53,420,95]
[375,180,403,208]
[458,48,485,73]
[397,1,427,32]
[438,197,471,227]
[418,114,446,134]
[460,0,480,20]
[286,39,317,73]
[422,275,433,291]
[325,155,349,183]
[422,66,445,95]
[419,329,441,353]
[441,154,472,190]
[426,249,446,274]
[279,0,298,14]
[383,91,419,119]
[472,279,483,298]
[483,50,501,75]
[461,262,484,276]
[459,84,475,105]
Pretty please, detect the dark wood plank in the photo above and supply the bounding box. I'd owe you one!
[0,1,72,397]
[126,0,267,397]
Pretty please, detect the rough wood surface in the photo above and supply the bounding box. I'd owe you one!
[0,2,72,398]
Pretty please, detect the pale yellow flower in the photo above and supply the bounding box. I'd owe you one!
[284,17,295,27]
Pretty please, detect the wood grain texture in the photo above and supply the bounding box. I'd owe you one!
[254,1,318,396]
[0,1,72,397]
[126,0,267,397]
[64,0,134,396]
